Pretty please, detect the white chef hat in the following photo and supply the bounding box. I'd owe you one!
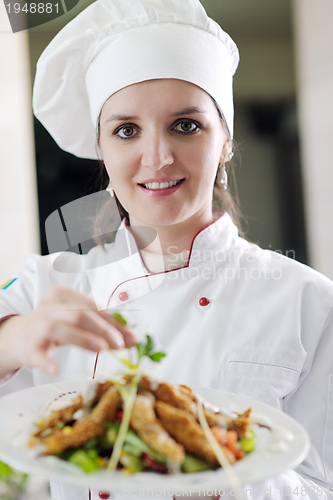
[33,0,239,160]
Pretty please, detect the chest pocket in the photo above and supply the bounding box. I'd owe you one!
[222,360,301,410]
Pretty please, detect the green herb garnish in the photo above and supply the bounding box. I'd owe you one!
[137,335,166,363]
[113,312,127,325]
[107,333,166,472]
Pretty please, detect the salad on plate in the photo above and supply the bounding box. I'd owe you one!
[28,334,255,476]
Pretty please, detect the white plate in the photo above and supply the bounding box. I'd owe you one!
[0,380,310,492]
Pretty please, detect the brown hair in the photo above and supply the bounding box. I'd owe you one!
[95,97,245,237]
[211,99,244,237]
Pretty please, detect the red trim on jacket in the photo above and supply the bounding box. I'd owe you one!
[124,210,226,270]
[106,212,226,308]
[0,367,21,386]
[0,313,18,324]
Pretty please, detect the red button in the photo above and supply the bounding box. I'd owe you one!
[99,493,110,499]
[199,297,210,307]
[118,292,128,302]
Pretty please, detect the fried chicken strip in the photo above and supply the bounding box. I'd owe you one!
[131,394,185,465]
[227,408,252,439]
[40,386,121,455]
[34,395,83,437]
[155,401,236,465]
[140,377,227,429]
[34,381,114,438]
[139,376,197,414]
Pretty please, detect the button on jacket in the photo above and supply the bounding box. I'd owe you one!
[1,213,333,499]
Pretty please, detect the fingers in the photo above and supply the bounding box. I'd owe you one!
[99,312,137,348]
[26,344,59,376]
[24,323,110,374]
[42,286,137,348]
[0,286,139,378]
[24,286,139,379]
[34,305,135,351]
[61,308,127,349]
[18,328,107,376]
[48,323,110,351]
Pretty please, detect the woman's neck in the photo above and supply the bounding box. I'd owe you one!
[128,210,214,255]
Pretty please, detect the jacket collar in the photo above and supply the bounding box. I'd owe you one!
[87,211,240,310]
[121,211,240,270]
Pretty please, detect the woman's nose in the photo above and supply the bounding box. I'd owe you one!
[141,132,174,170]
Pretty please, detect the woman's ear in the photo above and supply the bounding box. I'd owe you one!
[220,139,233,163]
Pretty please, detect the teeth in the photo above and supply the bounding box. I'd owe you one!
[142,180,182,190]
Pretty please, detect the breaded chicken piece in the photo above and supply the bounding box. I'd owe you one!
[140,376,197,415]
[227,408,252,439]
[40,386,121,455]
[203,409,227,428]
[155,401,235,465]
[179,384,195,399]
[35,381,114,438]
[34,395,83,437]
[137,388,155,403]
[178,385,227,427]
[131,395,185,465]
[94,380,114,401]
[141,377,227,429]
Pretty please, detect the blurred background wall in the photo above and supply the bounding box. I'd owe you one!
[0,2,40,281]
[0,0,332,281]
[292,0,333,280]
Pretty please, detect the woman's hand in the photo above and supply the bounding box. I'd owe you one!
[0,285,137,377]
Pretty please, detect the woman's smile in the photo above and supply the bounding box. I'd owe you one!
[138,178,185,196]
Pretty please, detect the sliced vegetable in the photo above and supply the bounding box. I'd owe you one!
[102,423,120,448]
[239,430,256,453]
[119,450,144,473]
[103,425,167,464]
[122,442,142,457]
[68,450,99,473]
[0,461,13,480]
[107,370,140,471]
[181,454,212,473]
[125,429,166,464]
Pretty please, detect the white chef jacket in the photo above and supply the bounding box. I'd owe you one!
[0,212,333,500]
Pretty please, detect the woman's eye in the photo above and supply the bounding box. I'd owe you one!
[115,125,138,139]
[174,121,199,134]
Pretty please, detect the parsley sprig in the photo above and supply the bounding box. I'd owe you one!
[137,335,166,363]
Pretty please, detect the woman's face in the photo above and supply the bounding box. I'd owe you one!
[99,79,232,229]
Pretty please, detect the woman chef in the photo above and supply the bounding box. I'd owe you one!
[0,0,332,499]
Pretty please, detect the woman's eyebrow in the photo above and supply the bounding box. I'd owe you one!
[172,107,207,117]
[106,114,139,123]
[105,107,206,123]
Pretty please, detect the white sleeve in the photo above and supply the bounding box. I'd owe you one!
[0,252,91,320]
[242,289,333,498]
[0,255,42,319]
[281,306,333,494]
[0,255,51,396]
[0,367,34,398]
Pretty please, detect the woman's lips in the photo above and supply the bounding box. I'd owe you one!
[138,179,184,197]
